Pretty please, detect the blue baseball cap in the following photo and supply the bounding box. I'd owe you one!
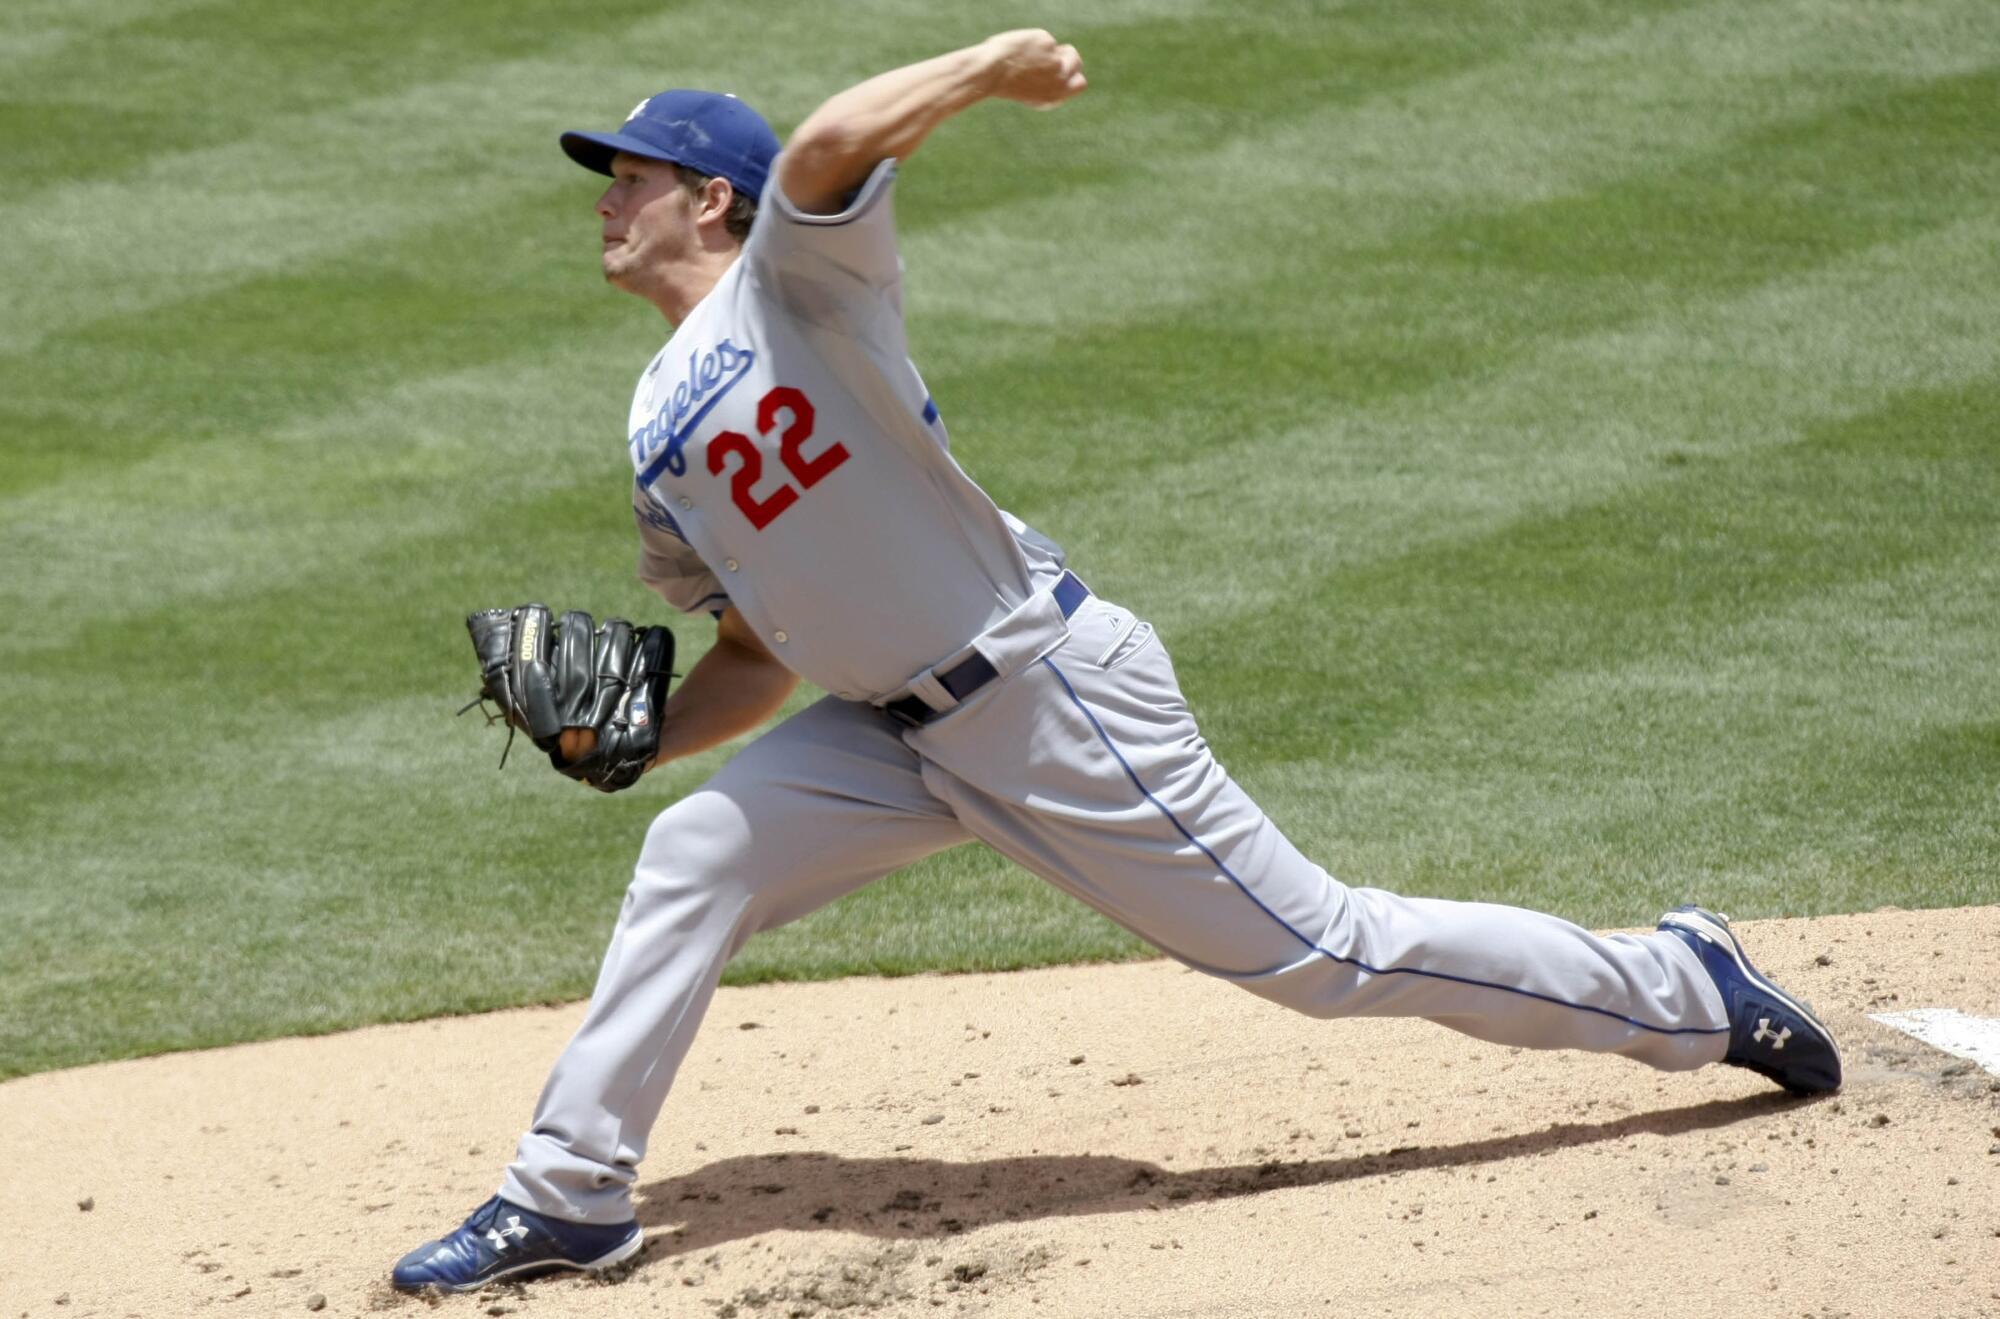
[560,90,780,203]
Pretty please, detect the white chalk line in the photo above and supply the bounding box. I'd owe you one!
[1867,1008,2000,1076]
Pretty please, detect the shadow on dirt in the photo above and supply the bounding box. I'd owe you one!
[633,1091,1795,1259]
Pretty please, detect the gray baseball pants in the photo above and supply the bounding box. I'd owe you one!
[501,592,1729,1224]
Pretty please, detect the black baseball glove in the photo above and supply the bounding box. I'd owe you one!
[462,604,675,793]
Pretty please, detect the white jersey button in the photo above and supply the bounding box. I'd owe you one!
[678,496,692,509]
[773,630,789,644]
[725,558,740,572]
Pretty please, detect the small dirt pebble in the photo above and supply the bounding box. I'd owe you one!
[803,1104,820,1114]
[1111,1073,1143,1087]
[1814,953,1832,966]
[1070,1056,1085,1065]
[774,1126,799,1135]
[305,1297,325,1313]
[921,1113,944,1125]
[1868,1114,1890,1128]
[738,1021,761,1031]
[76,1197,93,1212]
[1749,1163,1769,1172]
[1714,1176,1730,1186]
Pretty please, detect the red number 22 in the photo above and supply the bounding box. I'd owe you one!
[707,385,851,530]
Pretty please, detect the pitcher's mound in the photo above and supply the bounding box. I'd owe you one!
[5,908,1996,1318]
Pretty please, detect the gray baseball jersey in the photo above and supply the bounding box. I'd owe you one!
[626,160,1066,702]
[501,160,1731,1224]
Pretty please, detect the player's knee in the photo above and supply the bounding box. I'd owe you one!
[1229,962,1355,1020]
[1247,984,1343,1020]
[628,791,755,904]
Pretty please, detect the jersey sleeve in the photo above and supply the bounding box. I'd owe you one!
[633,484,731,618]
[745,157,905,338]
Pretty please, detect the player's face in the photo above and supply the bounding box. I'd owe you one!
[596,153,699,289]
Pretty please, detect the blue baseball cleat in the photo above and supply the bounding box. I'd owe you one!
[1658,905,1842,1095]
[390,1194,643,1293]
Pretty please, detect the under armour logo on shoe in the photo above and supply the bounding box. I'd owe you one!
[485,1215,530,1251]
[1752,1018,1791,1049]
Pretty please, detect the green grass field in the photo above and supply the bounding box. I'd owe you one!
[3,0,1996,1080]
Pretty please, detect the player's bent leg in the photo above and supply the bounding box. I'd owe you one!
[499,695,969,1226]
[910,599,1730,1074]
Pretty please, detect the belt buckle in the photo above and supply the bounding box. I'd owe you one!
[882,697,929,729]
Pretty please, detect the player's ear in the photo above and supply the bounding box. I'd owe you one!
[698,176,737,230]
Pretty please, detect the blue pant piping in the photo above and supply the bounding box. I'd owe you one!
[1040,658,1725,1040]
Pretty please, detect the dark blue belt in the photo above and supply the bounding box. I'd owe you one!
[883,571,1090,728]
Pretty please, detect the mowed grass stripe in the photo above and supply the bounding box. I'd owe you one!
[899,0,1706,229]
[0,327,655,632]
[0,0,650,190]
[904,0,1999,329]
[0,0,211,71]
[0,0,1296,357]
[0,182,630,495]
[1031,197,2000,641]
[1533,561,2000,914]
[0,0,1693,491]
[935,66,2000,576]
[1218,379,2000,921]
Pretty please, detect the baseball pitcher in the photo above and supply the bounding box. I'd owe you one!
[395,31,1840,1293]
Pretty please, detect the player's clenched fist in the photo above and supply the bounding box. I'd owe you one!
[981,29,1086,109]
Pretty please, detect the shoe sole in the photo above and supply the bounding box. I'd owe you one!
[1660,908,1842,1085]
[406,1228,645,1295]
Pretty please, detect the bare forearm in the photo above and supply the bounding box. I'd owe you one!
[780,30,1085,213]
[788,46,994,186]
[652,634,799,766]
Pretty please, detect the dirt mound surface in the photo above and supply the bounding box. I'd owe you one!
[7,908,1997,1318]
